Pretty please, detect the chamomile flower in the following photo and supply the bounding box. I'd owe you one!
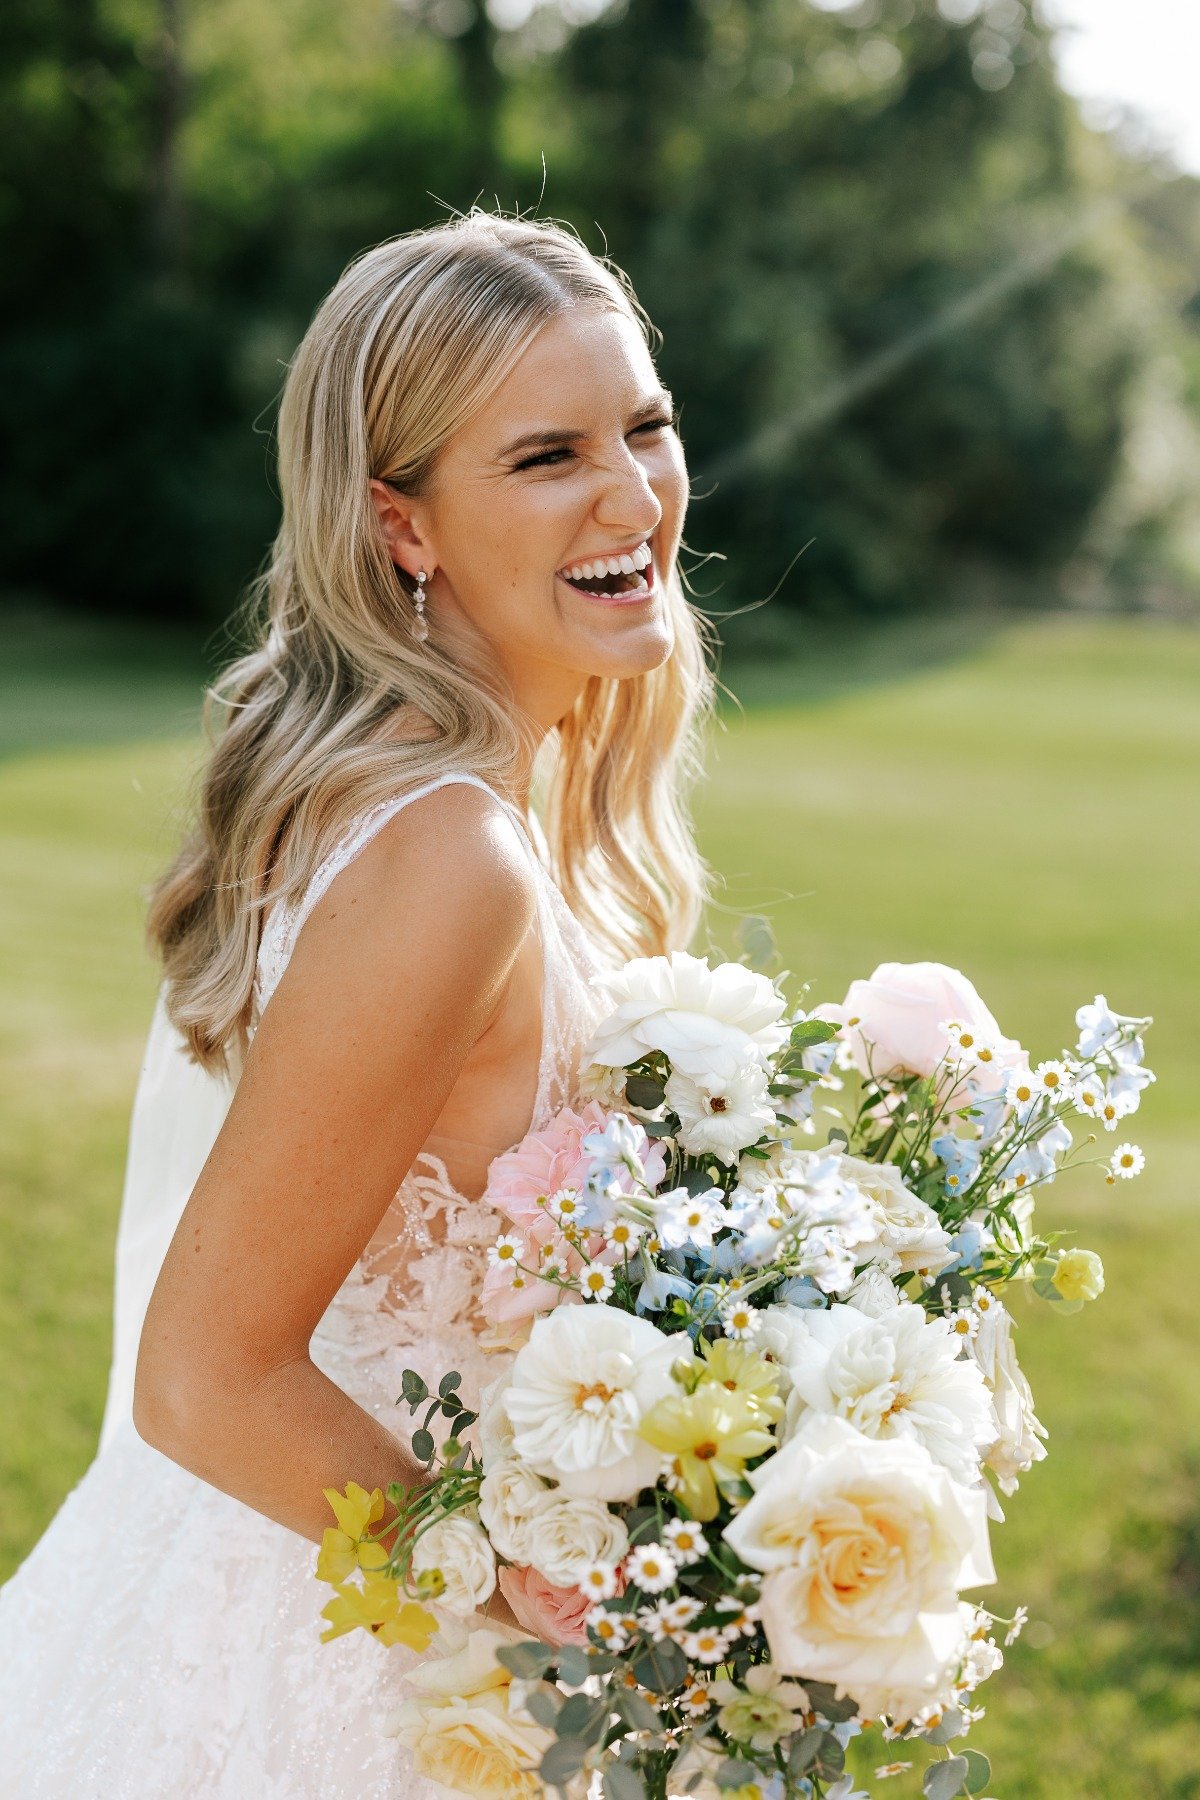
[605,1218,643,1254]
[679,1677,712,1716]
[548,1186,585,1226]
[587,1606,630,1650]
[969,1284,999,1317]
[1031,1059,1071,1101]
[1109,1142,1145,1179]
[579,1261,615,1301]
[874,1767,913,1781]
[942,1020,989,1062]
[625,1543,678,1594]
[1004,1605,1029,1645]
[662,1518,708,1564]
[578,1561,619,1601]
[1072,1074,1106,1118]
[945,1306,980,1342]
[487,1233,524,1268]
[718,1295,761,1339]
[638,1595,702,1639]
[1004,1069,1041,1114]
[507,1267,530,1292]
[681,1624,731,1664]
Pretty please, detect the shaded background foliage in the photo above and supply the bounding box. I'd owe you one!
[2,0,1198,630]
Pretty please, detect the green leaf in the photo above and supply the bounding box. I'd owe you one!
[626,1074,666,1109]
[523,1687,563,1730]
[641,1119,676,1140]
[803,1681,860,1724]
[924,1756,970,1800]
[448,1408,477,1437]
[616,1688,661,1733]
[922,1707,964,1746]
[604,1767,648,1800]
[555,1646,594,1687]
[438,1371,462,1398]
[630,1637,688,1694]
[962,1748,992,1793]
[495,1642,556,1679]
[410,1428,434,1463]
[399,1369,428,1405]
[539,1738,589,1788]
[736,913,778,973]
[815,1732,845,1776]
[789,1019,838,1048]
[825,1127,850,1149]
[787,1727,825,1776]
[716,1760,761,1788]
[557,1692,611,1744]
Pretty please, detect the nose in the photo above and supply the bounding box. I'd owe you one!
[592,439,663,540]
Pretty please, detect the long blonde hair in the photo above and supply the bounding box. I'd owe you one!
[149,208,719,1076]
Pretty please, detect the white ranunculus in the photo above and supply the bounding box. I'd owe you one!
[409,1512,497,1617]
[478,1460,556,1564]
[523,1491,629,1587]
[723,1414,994,1723]
[665,1054,777,1166]
[503,1304,680,1502]
[967,1298,1048,1496]
[836,1156,956,1279]
[583,951,790,1083]
[775,1301,995,1485]
[383,1625,552,1799]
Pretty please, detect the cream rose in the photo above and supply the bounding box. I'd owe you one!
[478,1461,556,1565]
[836,1156,955,1279]
[722,1414,995,1723]
[816,962,1024,1090]
[503,1304,680,1501]
[522,1491,628,1587]
[409,1513,497,1618]
[383,1625,552,1799]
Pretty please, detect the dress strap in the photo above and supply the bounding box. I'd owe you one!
[254,771,541,1023]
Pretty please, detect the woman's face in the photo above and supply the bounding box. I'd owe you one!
[372,305,688,728]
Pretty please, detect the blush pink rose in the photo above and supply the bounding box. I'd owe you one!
[815,961,1025,1088]
[483,1099,667,1233]
[496,1565,593,1646]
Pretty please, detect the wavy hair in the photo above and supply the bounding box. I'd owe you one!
[148,208,719,1076]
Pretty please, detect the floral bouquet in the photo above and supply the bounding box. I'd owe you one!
[317,939,1153,1800]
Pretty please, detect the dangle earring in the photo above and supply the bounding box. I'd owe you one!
[412,567,430,642]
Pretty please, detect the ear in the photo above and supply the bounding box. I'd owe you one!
[368,480,436,581]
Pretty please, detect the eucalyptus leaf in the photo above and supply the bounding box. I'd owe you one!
[641,1119,675,1140]
[923,1755,969,1800]
[922,1707,964,1746]
[716,1760,761,1788]
[523,1687,563,1730]
[962,1748,992,1793]
[630,1637,688,1693]
[496,1643,556,1680]
[625,1075,667,1110]
[539,1737,589,1788]
[557,1692,611,1743]
[736,913,778,973]
[400,1370,428,1404]
[555,1646,594,1687]
[803,1681,860,1724]
[438,1371,462,1398]
[616,1689,662,1733]
[604,1767,648,1800]
[787,1726,825,1775]
[410,1428,434,1463]
[815,1732,845,1776]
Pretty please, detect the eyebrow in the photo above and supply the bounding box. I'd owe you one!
[497,389,676,461]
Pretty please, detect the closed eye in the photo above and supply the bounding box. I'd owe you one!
[514,413,678,473]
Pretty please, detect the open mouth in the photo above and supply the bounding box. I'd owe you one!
[556,542,656,601]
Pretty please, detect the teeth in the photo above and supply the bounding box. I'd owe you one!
[560,541,654,582]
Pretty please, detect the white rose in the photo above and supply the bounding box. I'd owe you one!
[968,1298,1048,1496]
[723,1414,995,1723]
[524,1492,629,1587]
[384,1625,552,1799]
[410,1512,497,1618]
[836,1156,955,1279]
[478,1460,556,1564]
[665,1054,777,1167]
[775,1301,996,1485]
[504,1304,680,1502]
[844,1265,903,1319]
[478,1372,518,1466]
[584,951,790,1083]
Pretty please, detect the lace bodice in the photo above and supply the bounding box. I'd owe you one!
[250,771,615,1418]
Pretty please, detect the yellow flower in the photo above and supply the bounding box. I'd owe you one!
[1052,1247,1105,1302]
[316,1482,391,1587]
[319,1570,439,1651]
[638,1386,776,1521]
[696,1337,785,1424]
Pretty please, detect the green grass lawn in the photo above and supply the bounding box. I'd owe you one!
[1,611,1197,1795]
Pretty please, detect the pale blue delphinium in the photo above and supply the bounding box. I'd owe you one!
[942,1219,986,1275]
[1075,994,1151,1060]
[777,1274,829,1309]
[634,1264,696,1316]
[932,1131,983,1198]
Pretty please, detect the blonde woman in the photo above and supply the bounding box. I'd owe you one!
[0,210,716,1792]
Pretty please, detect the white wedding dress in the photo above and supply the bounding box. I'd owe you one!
[0,771,614,1797]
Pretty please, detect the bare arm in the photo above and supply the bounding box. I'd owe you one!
[133,784,537,1548]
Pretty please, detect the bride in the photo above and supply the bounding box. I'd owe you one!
[0,208,717,1793]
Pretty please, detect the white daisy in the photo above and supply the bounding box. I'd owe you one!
[681,1624,731,1664]
[1109,1142,1145,1179]
[1031,1059,1071,1101]
[719,1297,761,1340]
[662,1519,708,1564]
[945,1305,980,1342]
[548,1186,585,1225]
[1004,1605,1029,1646]
[625,1543,677,1594]
[579,1262,615,1301]
[587,1606,630,1650]
[605,1219,643,1254]
[1003,1068,1041,1114]
[487,1232,525,1268]
[578,1560,619,1600]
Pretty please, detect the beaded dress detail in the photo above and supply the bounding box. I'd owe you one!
[0,771,616,1797]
